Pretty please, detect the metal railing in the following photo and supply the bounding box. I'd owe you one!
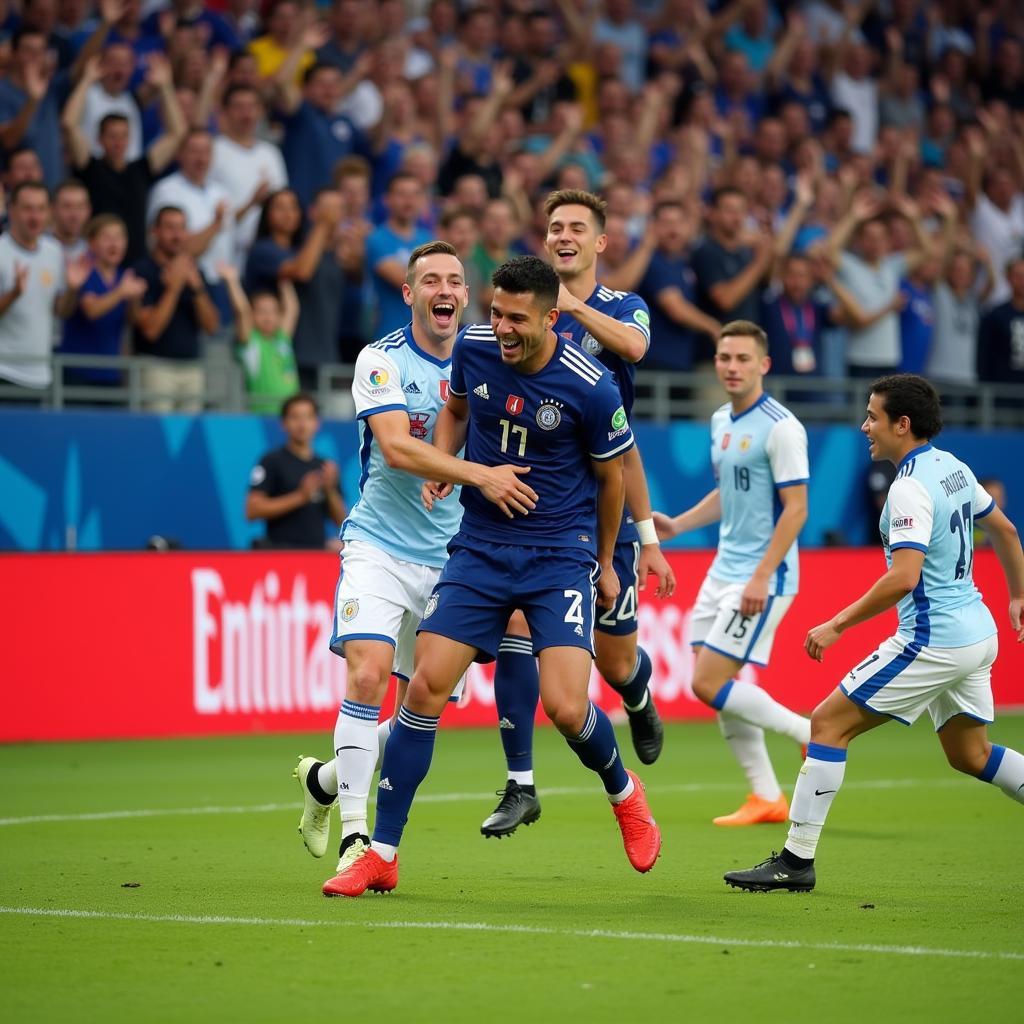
[1,353,1021,427]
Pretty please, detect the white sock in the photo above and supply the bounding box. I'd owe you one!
[785,743,848,860]
[623,690,649,713]
[608,777,635,804]
[375,717,393,772]
[720,680,811,744]
[980,744,1024,803]
[717,712,782,800]
[508,770,534,786]
[370,840,397,862]
[334,700,381,841]
[316,759,338,795]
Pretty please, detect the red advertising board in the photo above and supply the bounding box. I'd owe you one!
[3,549,1022,742]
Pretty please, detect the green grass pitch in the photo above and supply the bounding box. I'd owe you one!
[2,717,1023,1023]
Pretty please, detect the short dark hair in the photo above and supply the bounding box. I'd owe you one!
[387,171,422,193]
[406,240,459,283]
[653,199,685,218]
[54,178,89,199]
[303,60,340,86]
[870,374,943,440]
[98,112,130,134]
[491,254,559,310]
[280,392,319,419]
[153,204,185,226]
[10,181,49,205]
[718,319,768,354]
[222,83,261,107]
[544,188,607,231]
[12,26,45,50]
[711,186,745,207]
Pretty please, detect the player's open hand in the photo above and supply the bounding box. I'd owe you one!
[652,510,679,541]
[421,480,453,512]
[805,619,841,662]
[739,573,769,616]
[638,543,675,598]
[481,465,537,519]
[597,562,620,610]
[1010,597,1024,642]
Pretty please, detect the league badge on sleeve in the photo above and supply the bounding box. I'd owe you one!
[506,395,524,415]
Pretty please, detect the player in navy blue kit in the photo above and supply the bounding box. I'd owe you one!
[482,189,676,840]
[323,256,662,897]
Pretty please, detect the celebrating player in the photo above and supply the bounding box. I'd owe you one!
[481,189,675,841]
[725,375,1024,892]
[292,241,537,878]
[654,321,812,826]
[321,255,662,897]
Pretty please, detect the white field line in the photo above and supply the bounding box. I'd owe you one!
[0,905,1020,962]
[0,778,964,827]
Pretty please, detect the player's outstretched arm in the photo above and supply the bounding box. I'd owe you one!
[977,506,1024,642]
[740,483,808,615]
[805,547,925,662]
[623,444,675,598]
[369,404,537,519]
[557,285,649,363]
[593,455,626,609]
[653,488,722,541]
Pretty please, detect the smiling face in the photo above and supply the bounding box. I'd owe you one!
[90,222,128,268]
[404,252,468,346]
[545,202,605,281]
[861,391,905,463]
[490,287,557,370]
[714,333,770,402]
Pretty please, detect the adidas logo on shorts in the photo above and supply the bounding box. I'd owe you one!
[474,383,490,399]
[378,777,394,791]
[498,717,515,729]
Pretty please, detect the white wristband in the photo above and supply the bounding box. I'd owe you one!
[636,518,658,545]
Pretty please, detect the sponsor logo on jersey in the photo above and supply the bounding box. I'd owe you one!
[408,412,430,439]
[611,406,627,430]
[249,464,267,486]
[340,598,359,622]
[473,383,490,399]
[423,593,439,618]
[739,434,752,451]
[722,432,731,449]
[369,368,389,386]
[403,380,422,394]
[633,309,650,328]
[536,402,562,430]
[506,394,525,415]
[439,380,450,401]
[891,516,914,530]
[580,333,603,355]
[577,534,591,543]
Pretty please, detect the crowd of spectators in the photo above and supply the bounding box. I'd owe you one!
[0,0,1022,413]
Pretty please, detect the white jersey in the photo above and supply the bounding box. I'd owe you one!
[881,443,997,648]
[342,324,463,568]
[708,394,809,596]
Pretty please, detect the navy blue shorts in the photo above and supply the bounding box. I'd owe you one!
[418,540,598,661]
[595,537,640,637]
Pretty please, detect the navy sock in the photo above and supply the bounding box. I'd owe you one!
[493,635,538,772]
[371,707,439,848]
[565,702,629,795]
[605,646,652,710]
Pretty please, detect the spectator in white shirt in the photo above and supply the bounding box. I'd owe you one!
[209,84,288,268]
[80,42,143,160]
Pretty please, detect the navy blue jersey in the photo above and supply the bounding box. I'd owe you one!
[554,284,651,416]
[451,324,635,554]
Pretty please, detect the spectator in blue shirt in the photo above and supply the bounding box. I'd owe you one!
[365,172,432,336]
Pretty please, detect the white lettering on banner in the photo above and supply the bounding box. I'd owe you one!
[192,569,346,715]
[456,602,757,708]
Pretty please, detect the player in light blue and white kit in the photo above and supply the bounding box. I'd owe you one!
[655,320,812,826]
[726,374,1024,893]
[291,242,537,886]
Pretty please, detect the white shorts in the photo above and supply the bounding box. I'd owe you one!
[689,576,794,667]
[330,540,441,683]
[840,632,998,729]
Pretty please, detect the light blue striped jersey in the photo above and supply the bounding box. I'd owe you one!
[881,443,997,648]
[709,393,809,596]
[341,324,464,568]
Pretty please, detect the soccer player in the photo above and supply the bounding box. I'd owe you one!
[321,255,662,897]
[292,241,537,875]
[654,321,812,826]
[725,375,1024,892]
[482,189,675,840]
